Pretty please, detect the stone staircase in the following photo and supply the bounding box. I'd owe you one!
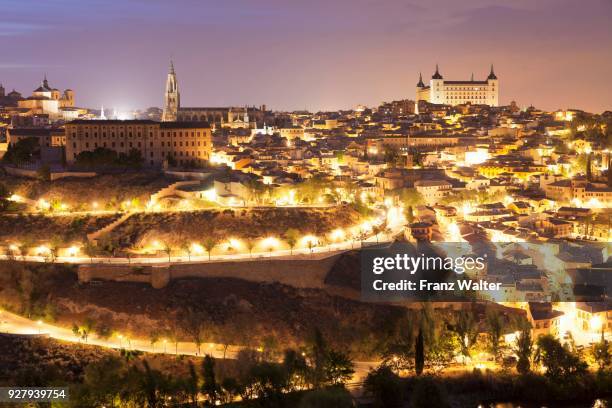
[87,212,133,245]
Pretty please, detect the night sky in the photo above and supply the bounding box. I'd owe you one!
[2,0,611,113]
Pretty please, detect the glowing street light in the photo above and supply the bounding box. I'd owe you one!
[8,194,23,203]
[301,235,319,254]
[329,229,345,242]
[191,243,204,255]
[67,246,80,257]
[37,199,50,211]
[590,315,602,332]
[225,238,242,252]
[36,245,50,257]
[261,237,280,257]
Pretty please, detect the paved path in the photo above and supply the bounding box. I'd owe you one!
[0,310,377,386]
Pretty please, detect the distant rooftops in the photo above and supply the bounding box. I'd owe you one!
[67,119,210,128]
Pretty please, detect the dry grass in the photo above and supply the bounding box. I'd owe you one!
[108,206,362,249]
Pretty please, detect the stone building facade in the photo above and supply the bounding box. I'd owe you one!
[65,119,212,167]
[416,65,499,107]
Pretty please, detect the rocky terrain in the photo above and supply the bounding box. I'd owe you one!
[107,205,362,249]
[0,213,121,244]
[0,171,176,210]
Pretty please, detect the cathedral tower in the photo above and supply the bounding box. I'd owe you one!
[162,60,180,122]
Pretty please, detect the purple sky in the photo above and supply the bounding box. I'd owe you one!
[1,0,611,113]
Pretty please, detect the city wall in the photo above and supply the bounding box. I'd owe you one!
[3,165,97,181]
[77,253,343,289]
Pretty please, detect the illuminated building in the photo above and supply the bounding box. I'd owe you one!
[416,65,499,107]
[65,119,212,167]
[161,61,265,126]
[17,76,74,117]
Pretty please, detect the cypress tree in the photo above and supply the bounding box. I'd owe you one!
[586,153,592,181]
[415,327,424,376]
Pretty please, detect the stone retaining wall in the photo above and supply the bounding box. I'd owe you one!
[78,253,343,289]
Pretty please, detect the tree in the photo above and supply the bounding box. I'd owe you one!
[364,366,404,408]
[415,327,424,376]
[164,323,180,355]
[37,164,51,181]
[181,239,192,261]
[18,239,33,261]
[383,145,400,166]
[162,241,173,262]
[411,377,450,408]
[299,387,353,408]
[149,330,160,351]
[399,187,425,208]
[183,309,207,355]
[285,228,299,255]
[405,205,415,224]
[592,330,611,371]
[2,137,39,165]
[81,318,95,343]
[49,236,62,263]
[452,308,479,360]
[245,239,255,258]
[72,318,95,343]
[203,237,218,261]
[426,328,460,374]
[307,328,328,388]
[586,152,593,181]
[535,334,587,380]
[220,377,240,405]
[283,349,309,391]
[486,310,505,362]
[324,350,354,386]
[248,361,288,402]
[515,325,533,375]
[73,356,125,407]
[201,354,219,405]
[83,241,97,263]
[184,362,200,408]
[380,310,416,373]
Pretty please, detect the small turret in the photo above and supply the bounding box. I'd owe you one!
[487,64,497,80]
[432,64,443,80]
[416,72,425,88]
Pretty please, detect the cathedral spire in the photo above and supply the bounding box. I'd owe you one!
[162,59,180,121]
[471,72,474,82]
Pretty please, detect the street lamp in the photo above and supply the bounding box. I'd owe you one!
[261,237,279,257]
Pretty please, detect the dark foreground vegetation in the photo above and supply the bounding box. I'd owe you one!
[0,331,610,408]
